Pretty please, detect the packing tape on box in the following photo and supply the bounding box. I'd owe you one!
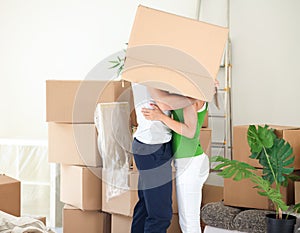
[94,102,133,200]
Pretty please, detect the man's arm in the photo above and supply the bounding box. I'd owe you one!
[148,87,195,111]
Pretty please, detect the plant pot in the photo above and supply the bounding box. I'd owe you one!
[266,213,296,233]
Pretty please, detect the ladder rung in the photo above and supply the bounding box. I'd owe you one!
[211,145,233,149]
[212,141,226,145]
[211,145,226,148]
[217,87,231,92]
[208,114,226,118]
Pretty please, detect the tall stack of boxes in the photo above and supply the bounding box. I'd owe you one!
[224,125,300,210]
[46,80,135,233]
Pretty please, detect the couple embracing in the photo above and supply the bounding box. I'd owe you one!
[130,83,210,233]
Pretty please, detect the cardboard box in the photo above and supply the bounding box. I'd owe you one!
[223,169,296,210]
[102,170,178,216]
[111,213,181,233]
[202,184,224,206]
[295,181,300,204]
[0,175,20,217]
[233,125,300,169]
[200,128,212,156]
[46,80,136,125]
[61,165,102,211]
[48,123,101,167]
[63,205,111,233]
[122,5,228,102]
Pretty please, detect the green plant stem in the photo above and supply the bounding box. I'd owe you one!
[263,146,278,186]
[262,147,282,218]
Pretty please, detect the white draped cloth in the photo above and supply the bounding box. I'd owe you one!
[0,211,55,233]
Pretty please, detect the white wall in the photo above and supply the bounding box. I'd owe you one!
[0,0,199,139]
[230,0,300,126]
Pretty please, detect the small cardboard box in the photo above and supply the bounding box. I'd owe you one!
[111,213,181,233]
[48,123,101,167]
[233,125,300,169]
[122,5,228,102]
[61,165,102,211]
[46,80,136,125]
[223,169,296,210]
[0,175,21,217]
[63,205,111,233]
[102,170,178,216]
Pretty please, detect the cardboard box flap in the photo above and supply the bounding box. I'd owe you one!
[122,5,228,101]
[268,125,300,131]
[0,175,19,185]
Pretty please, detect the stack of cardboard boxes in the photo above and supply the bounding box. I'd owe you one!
[46,79,217,232]
[46,80,135,233]
[224,125,300,210]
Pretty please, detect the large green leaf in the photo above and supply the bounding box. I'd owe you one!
[211,156,289,213]
[259,138,294,185]
[247,125,276,154]
[247,125,295,186]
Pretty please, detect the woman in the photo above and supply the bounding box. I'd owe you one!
[141,92,209,233]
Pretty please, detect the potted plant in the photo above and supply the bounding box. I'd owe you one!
[212,125,300,233]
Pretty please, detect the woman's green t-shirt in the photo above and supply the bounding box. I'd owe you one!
[172,103,208,159]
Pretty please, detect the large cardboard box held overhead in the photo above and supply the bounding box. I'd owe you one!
[223,169,297,210]
[46,80,136,125]
[122,5,228,102]
[61,165,102,211]
[63,205,111,233]
[102,170,178,216]
[48,123,101,167]
[0,175,21,217]
[111,214,181,233]
[233,125,300,169]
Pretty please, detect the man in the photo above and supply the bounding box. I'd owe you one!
[130,83,194,233]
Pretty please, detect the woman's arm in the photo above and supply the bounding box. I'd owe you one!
[141,104,197,139]
[148,87,195,111]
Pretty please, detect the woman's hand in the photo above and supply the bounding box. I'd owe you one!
[141,104,164,121]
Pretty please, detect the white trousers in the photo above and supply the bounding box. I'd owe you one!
[175,154,210,233]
